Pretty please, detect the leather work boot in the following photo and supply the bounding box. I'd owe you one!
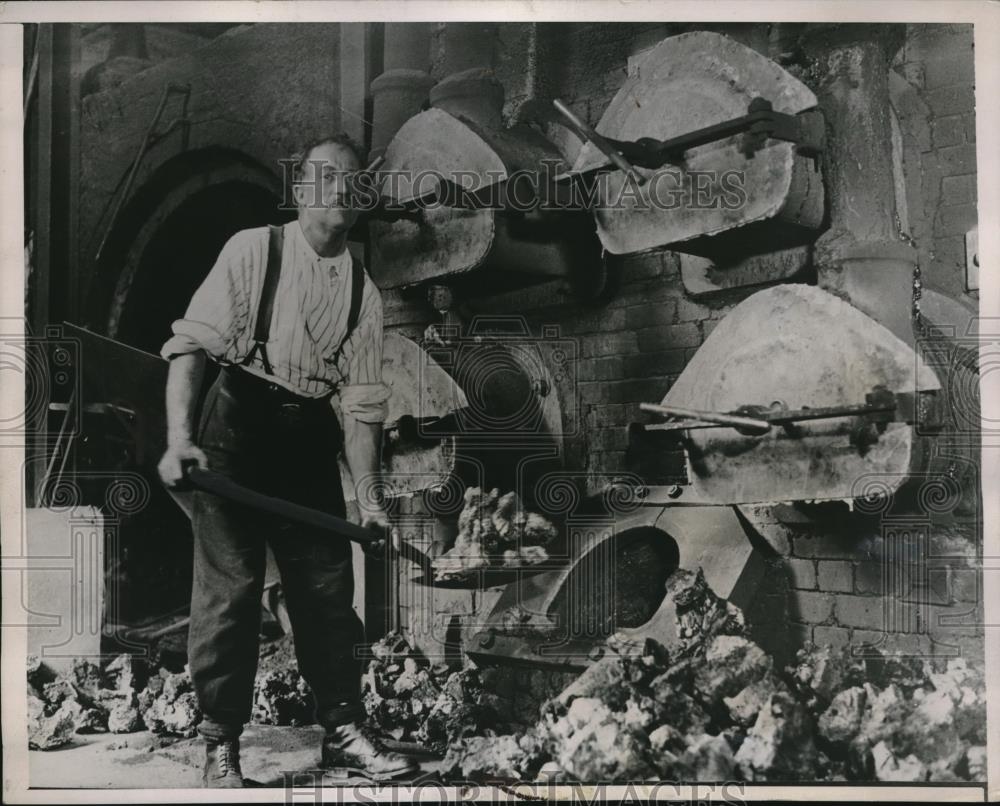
[203,738,245,788]
[321,722,418,780]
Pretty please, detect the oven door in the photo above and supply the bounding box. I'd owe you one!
[647,283,940,506]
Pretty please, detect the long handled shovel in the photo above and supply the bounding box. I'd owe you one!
[182,466,434,576]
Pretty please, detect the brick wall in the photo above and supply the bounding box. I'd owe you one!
[456,250,745,493]
[893,23,978,300]
[743,506,983,662]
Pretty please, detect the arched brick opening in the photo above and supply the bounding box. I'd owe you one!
[88,148,288,350]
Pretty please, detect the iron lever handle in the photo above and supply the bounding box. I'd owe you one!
[559,96,824,174]
[639,402,771,434]
[552,98,647,186]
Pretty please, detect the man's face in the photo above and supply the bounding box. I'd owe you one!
[294,142,362,232]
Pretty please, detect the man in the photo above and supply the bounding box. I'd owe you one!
[157,134,416,787]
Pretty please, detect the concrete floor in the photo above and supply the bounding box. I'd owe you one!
[29,725,443,789]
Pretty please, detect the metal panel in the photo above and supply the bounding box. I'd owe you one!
[22,507,104,674]
[660,284,941,505]
[370,108,585,291]
[571,31,822,255]
[468,504,763,670]
[341,331,467,501]
[371,109,502,287]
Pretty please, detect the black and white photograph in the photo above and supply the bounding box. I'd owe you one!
[2,1,999,801]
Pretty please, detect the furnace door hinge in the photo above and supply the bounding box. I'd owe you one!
[738,98,825,162]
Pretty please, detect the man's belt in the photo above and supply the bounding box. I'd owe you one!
[221,366,334,409]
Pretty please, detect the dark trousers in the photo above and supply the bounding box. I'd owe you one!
[189,367,365,741]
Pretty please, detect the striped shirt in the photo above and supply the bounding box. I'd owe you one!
[160,220,390,423]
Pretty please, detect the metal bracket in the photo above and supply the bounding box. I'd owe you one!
[637,386,921,437]
[738,98,825,161]
[632,387,935,464]
[554,95,825,176]
[628,387,935,501]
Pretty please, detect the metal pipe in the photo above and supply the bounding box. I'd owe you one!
[430,23,503,128]
[370,23,434,159]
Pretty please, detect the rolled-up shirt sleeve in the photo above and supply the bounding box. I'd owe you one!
[335,275,391,423]
[160,233,251,361]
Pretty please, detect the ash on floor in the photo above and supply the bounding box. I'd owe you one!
[28,725,325,788]
[27,566,986,786]
[363,568,986,784]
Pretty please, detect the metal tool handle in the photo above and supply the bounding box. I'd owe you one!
[553,98,646,186]
[363,155,385,173]
[640,388,908,436]
[183,467,434,574]
[640,402,770,433]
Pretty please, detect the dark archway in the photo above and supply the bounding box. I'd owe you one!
[114,180,285,352]
[86,147,289,338]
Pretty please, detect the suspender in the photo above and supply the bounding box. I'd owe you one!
[241,224,285,375]
[327,249,367,369]
[241,225,367,387]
